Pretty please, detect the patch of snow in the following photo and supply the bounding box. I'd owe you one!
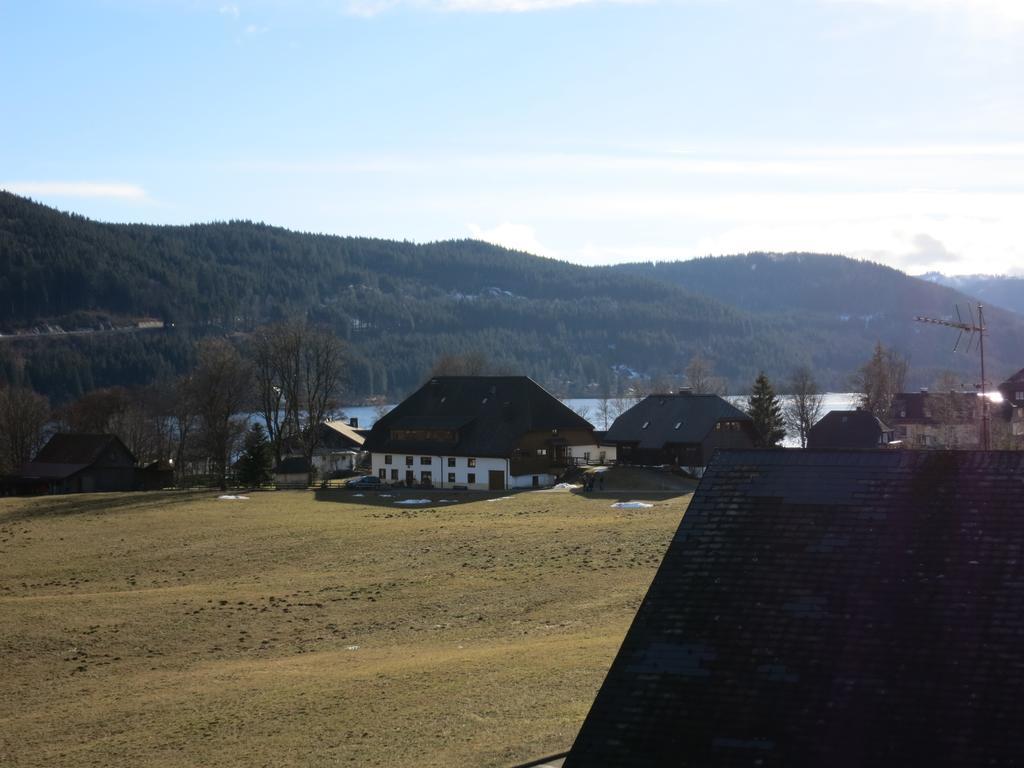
[395,498,432,505]
[346,645,360,651]
[218,494,249,500]
[353,493,365,497]
[379,494,393,498]
[612,501,654,509]
[545,483,580,491]
[486,495,516,502]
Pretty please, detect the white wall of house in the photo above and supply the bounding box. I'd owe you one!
[568,443,617,465]
[370,452,508,490]
[311,450,361,478]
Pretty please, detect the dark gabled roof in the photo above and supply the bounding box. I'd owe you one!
[806,409,889,449]
[566,449,1024,767]
[20,433,136,479]
[1001,367,1024,386]
[363,376,593,457]
[273,456,311,474]
[605,394,751,449]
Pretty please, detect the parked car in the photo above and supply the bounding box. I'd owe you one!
[346,475,383,490]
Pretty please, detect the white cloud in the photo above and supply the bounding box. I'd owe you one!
[824,0,1024,25]
[1,182,148,200]
[467,221,554,256]
[219,4,241,18]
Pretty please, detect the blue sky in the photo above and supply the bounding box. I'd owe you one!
[2,0,1023,274]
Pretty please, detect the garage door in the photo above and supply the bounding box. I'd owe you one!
[488,470,505,491]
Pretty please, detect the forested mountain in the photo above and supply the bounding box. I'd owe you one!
[2,192,1022,403]
[612,254,1024,391]
[921,273,1024,316]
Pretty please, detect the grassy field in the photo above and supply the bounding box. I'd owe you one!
[0,487,689,767]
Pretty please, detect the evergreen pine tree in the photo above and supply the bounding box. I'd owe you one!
[237,423,272,487]
[746,371,786,447]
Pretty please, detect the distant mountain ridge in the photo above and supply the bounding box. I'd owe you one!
[921,272,1024,316]
[1,191,1022,403]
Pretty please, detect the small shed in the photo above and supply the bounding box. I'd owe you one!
[273,456,312,488]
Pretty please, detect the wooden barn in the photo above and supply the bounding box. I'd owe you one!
[18,434,138,494]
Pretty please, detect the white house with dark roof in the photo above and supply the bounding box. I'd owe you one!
[363,376,602,490]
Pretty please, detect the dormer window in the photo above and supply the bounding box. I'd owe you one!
[642,421,650,429]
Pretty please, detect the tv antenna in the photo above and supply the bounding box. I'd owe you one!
[914,304,989,450]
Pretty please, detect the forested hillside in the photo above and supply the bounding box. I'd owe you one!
[2,192,1022,403]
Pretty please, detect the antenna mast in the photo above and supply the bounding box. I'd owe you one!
[914,304,989,450]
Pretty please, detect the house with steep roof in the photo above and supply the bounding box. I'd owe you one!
[605,391,756,474]
[18,433,138,494]
[890,389,982,448]
[807,408,895,449]
[998,367,1024,407]
[363,376,600,490]
[565,449,1024,767]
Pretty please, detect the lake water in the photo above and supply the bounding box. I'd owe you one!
[336,393,861,449]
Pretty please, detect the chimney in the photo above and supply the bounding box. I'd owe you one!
[349,417,359,428]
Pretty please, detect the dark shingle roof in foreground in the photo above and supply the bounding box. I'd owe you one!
[565,449,1024,767]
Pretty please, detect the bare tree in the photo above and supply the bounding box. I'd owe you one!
[685,353,726,395]
[784,366,825,448]
[0,386,50,473]
[853,342,909,421]
[169,374,198,486]
[429,351,490,377]
[297,327,346,482]
[252,322,303,465]
[192,339,252,489]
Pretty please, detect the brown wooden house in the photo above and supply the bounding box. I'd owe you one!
[606,392,756,473]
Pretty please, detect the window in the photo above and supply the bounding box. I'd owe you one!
[420,456,432,465]
[405,455,413,466]
[468,458,476,467]
[378,468,386,479]
[1017,390,1024,401]
[467,472,476,484]
[536,448,547,456]
[384,454,392,465]
[448,472,456,483]
[390,469,398,481]
[421,470,432,483]
[674,421,682,430]
[642,421,650,429]
[583,451,590,462]
[447,457,456,467]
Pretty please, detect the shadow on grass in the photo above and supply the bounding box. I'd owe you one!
[313,487,512,509]
[0,489,211,522]
[314,486,693,510]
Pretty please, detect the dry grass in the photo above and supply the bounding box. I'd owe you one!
[0,487,688,767]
